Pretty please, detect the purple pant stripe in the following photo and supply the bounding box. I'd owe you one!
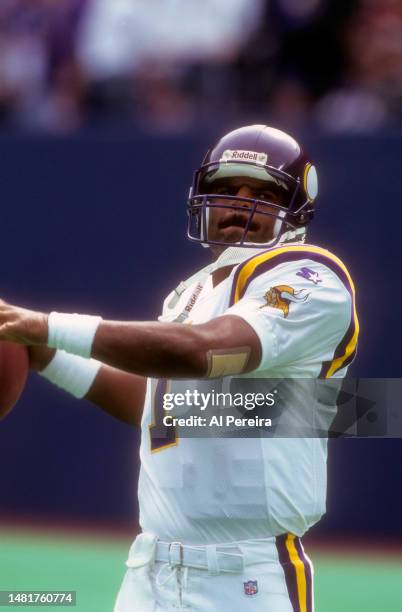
[294,537,314,612]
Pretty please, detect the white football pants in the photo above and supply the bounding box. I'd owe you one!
[114,532,314,612]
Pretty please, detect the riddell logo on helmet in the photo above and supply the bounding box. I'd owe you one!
[220,150,268,165]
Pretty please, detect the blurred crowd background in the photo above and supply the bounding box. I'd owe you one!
[1,0,402,135]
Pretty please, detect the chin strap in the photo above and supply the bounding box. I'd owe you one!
[279,226,307,244]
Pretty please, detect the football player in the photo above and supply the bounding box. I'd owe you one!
[0,125,359,611]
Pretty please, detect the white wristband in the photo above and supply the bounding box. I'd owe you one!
[47,312,102,358]
[39,350,102,398]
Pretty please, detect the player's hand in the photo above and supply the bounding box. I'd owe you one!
[0,300,48,346]
[28,345,56,371]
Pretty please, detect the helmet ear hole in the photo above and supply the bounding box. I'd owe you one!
[303,164,318,202]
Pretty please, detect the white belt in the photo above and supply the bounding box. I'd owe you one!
[155,540,244,573]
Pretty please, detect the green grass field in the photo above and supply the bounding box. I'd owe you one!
[0,529,401,611]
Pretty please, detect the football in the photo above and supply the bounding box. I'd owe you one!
[0,342,29,420]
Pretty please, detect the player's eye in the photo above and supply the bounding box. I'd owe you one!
[259,191,278,202]
[215,187,231,195]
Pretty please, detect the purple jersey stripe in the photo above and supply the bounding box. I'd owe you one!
[229,246,358,377]
[319,317,356,378]
[319,345,357,378]
[276,534,301,612]
[229,248,353,306]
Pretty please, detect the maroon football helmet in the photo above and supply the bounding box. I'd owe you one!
[187,125,318,248]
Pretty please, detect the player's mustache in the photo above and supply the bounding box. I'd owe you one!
[218,212,260,231]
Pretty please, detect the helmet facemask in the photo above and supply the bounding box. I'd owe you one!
[187,160,314,249]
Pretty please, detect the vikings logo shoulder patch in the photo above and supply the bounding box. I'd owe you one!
[260,285,310,317]
[243,580,259,596]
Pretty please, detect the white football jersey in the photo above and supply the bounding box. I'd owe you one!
[137,244,359,544]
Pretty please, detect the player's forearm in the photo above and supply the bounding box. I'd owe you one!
[92,320,206,378]
[84,365,146,426]
[0,303,260,378]
[29,345,146,425]
[91,315,260,379]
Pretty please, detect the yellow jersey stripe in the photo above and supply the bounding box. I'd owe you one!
[230,244,359,377]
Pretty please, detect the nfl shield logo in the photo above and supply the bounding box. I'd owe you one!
[243,580,258,596]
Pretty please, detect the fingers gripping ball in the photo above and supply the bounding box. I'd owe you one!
[0,342,29,420]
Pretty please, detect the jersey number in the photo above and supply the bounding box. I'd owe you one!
[149,379,178,453]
